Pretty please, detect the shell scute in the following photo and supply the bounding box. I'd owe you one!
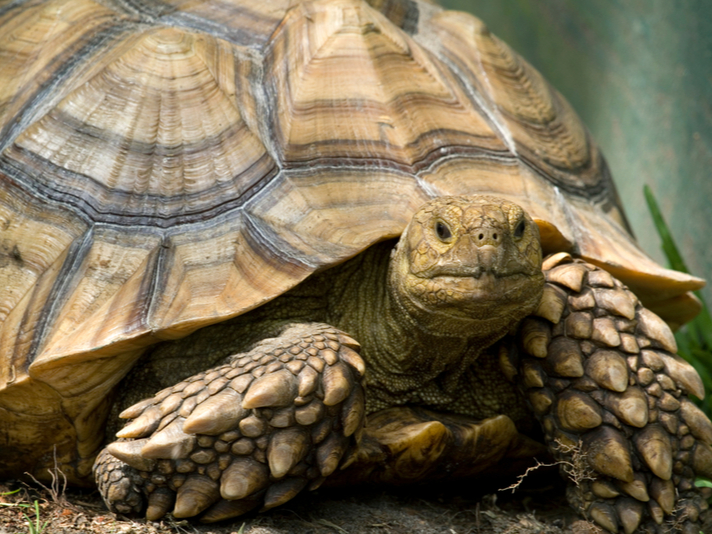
[266,0,506,169]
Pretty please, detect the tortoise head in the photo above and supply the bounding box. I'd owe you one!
[389,195,545,339]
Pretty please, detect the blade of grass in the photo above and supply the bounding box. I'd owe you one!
[644,185,712,409]
[644,185,712,336]
[643,185,688,272]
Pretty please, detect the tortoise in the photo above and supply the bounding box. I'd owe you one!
[1,0,711,532]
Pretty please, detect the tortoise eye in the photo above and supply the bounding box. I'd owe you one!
[435,221,452,241]
[514,219,526,239]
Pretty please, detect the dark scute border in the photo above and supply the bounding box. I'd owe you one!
[0,150,279,228]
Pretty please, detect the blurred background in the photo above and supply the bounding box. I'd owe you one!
[441,0,712,307]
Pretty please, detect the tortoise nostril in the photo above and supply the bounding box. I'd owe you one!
[474,229,500,245]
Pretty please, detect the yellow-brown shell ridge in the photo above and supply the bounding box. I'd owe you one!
[0,0,703,480]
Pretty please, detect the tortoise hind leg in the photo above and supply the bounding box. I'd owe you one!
[328,406,547,487]
[517,253,711,534]
[94,323,366,522]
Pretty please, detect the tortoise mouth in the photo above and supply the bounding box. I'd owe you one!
[420,251,535,281]
[428,268,522,281]
[412,270,541,309]
[431,271,531,296]
[426,264,534,287]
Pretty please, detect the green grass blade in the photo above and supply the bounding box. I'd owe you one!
[644,184,712,415]
[643,185,688,273]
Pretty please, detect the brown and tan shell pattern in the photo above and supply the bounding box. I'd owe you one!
[0,0,703,481]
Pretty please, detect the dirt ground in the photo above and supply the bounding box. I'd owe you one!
[1,474,710,534]
[0,472,587,534]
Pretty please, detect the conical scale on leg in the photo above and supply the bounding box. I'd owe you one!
[297,364,319,397]
[528,388,554,416]
[659,353,705,399]
[585,350,629,393]
[634,425,672,481]
[267,428,310,478]
[615,497,644,534]
[588,502,618,533]
[648,499,665,525]
[591,480,620,499]
[535,284,568,324]
[593,288,636,320]
[173,475,220,518]
[140,417,196,459]
[605,387,649,428]
[146,487,175,521]
[117,406,162,439]
[322,361,353,406]
[569,288,596,311]
[649,477,675,515]
[201,495,263,523]
[336,333,360,351]
[591,317,621,347]
[220,457,269,500]
[565,311,593,339]
[617,473,649,502]
[693,441,712,479]
[119,398,155,420]
[183,388,248,435]
[158,393,184,417]
[229,373,254,394]
[636,308,677,353]
[295,399,325,425]
[581,419,634,484]
[520,317,551,358]
[316,433,348,477]
[341,386,365,437]
[546,262,587,292]
[680,398,712,444]
[106,440,156,472]
[545,337,584,377]
[242,369,297,409]
[587,269,616,288]
[556,390,602,432]
[541,252,573,271]
[262,478,309,511]
[339,346,366,377]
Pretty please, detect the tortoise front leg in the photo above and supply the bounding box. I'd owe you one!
[94,323,365,522]
[516,253,712,534]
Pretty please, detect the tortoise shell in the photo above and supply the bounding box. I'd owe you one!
[0,0,703,481]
